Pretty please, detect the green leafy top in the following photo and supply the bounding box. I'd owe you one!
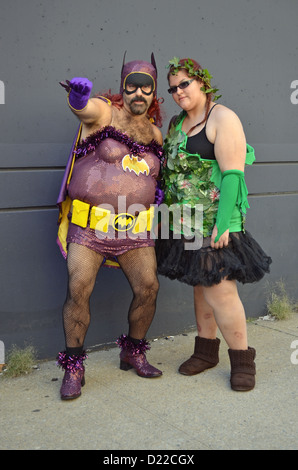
[167,57,221,101]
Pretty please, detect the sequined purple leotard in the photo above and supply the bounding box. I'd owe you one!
[66,126,164,260]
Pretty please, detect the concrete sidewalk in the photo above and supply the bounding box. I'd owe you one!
[1,314,297,451]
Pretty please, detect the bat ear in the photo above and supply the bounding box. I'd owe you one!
[121,50,127,75]
[151,52,157,77]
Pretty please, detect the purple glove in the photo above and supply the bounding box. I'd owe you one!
[60,77,93,111]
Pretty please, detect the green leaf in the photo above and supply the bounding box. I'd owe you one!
[167,158,175,170]
[203,69,212,80]
[167,57,181,73]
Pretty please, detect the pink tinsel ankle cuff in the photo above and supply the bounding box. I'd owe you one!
[56,351,87,372]
[116,334,150,356]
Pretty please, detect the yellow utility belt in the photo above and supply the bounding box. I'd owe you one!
[71,199,155,234]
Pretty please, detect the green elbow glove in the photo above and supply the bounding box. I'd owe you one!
[214,169,249,243]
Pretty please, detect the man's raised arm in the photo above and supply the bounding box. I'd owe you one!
[60,77,109,125]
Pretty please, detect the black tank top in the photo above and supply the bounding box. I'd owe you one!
[185,104,217,159]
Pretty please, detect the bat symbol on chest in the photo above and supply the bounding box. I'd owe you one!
[122,154,150,176]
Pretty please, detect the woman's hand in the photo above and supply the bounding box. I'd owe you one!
[211,225,229,249]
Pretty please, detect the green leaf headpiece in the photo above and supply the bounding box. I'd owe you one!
[167,57,221,101]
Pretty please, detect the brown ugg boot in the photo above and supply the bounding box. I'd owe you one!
[178,336,220,376]
[228,347,256,391]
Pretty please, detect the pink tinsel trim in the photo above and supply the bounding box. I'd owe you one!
[75,126,165,163]
[154,186,164,206]
[56,351,87,372]
[116,334,150,356]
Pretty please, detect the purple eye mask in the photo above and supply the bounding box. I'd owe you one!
[124,72,154,95]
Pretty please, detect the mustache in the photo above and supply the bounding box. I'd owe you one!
[131,96,147,104]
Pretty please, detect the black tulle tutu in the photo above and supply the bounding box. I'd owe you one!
[155,230,272,287]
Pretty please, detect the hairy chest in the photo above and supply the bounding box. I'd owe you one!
[111,109,155,144]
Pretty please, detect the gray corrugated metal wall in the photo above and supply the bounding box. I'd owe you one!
[0,0,297,359]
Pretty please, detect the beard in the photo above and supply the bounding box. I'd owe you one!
[125,95,151,115]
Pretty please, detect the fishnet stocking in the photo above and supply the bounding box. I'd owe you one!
[62,243,104,349]
[62,244,159,349]
[118,246,159,340]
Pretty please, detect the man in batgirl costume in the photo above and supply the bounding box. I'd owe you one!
[56,54,165,400]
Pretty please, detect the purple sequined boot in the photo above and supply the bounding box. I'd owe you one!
[57,351,87,400]
[116,334,162,378]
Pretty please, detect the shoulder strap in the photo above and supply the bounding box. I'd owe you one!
[186,105,218,136]
[95,95,112,105]
[205,103,218,123]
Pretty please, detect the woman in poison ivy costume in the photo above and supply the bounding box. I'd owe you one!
[156,58,272,391]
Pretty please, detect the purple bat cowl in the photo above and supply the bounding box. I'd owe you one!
[120,52,158,96]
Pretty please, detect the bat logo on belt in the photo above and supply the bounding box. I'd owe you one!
[113,213,135,232]
[122,154,150,176]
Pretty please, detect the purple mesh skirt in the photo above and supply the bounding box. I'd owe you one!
[67,222,154,260]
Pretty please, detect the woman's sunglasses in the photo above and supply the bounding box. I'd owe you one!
[168,79,195,95]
